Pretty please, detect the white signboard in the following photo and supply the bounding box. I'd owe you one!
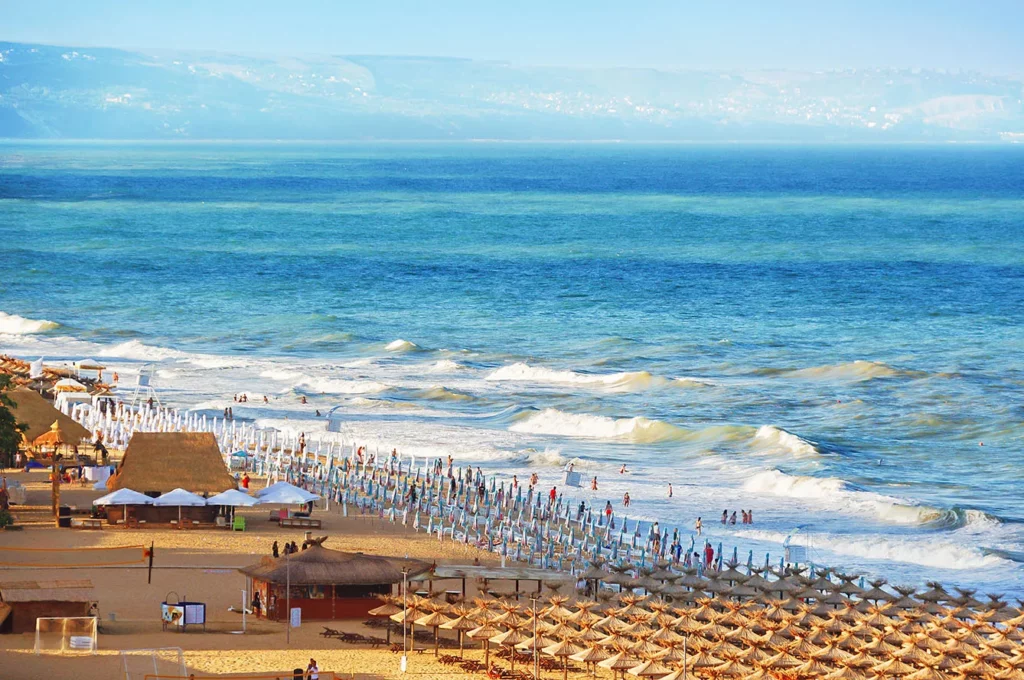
[290,607,301,628]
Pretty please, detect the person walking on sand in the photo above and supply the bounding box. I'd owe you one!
[695,517,703,535]
[241,473,250,490]
[605,501,613,522]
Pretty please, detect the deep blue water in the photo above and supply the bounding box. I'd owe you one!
[1,142,1023,590]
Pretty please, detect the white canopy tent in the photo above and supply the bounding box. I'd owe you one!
[153,488,207,524]
[257,483,319,505]
[93,488,153,526]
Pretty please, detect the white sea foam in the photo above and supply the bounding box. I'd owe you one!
[507,408,749,444]
[293,376,389,394]
[741,528,1006,571]
[750,425,821,457]
[742,469,973,527]
[386,339,419,352]
[98,340,188,361]
[0,312,59,334]
[426,359,464,373]
[487,362,665,392]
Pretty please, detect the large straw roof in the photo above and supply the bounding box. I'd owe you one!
[0,579,94,603]
[108,432,235,494]
[239,545,429,586]
[7,388,91,444]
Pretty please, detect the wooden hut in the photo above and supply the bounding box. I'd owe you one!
[104,432,236,525]
[0,580,94,634]
[239,543,430,621]
[7,388,91,446]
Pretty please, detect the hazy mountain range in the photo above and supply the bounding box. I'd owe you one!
[1,41,1023,141]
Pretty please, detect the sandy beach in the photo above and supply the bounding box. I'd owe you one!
[0,470,504,680]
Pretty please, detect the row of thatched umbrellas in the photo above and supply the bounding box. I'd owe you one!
[368,564,1024,680]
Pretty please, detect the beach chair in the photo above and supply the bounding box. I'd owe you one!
[232,515,246,531]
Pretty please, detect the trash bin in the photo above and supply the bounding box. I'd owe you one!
[292,668,304,680]
[57,516,72,528]
[303,530,312,543]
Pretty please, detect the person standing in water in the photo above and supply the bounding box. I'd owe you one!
[695,517,703,535]
[721,510,728,525]
[668,483,673,498]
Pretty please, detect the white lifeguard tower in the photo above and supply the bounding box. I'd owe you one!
[129,364,160,408]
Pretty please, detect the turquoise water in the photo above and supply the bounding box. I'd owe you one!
[2,142,1023,591]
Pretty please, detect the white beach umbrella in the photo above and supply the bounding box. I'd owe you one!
[94,488,154,506]
[206,489,260,506]
[153,487,208,524]
[257,484,320,505]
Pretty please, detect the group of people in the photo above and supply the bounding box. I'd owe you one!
[722,509,754,525]
[233,394,271,404]
[222,407,235,420]
[271,540,302,557]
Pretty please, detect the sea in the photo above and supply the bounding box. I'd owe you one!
[1,142,1023,594]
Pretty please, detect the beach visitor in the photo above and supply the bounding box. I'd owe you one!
[252,592,262,617]
[730,511,737,525]
[704,541,714,568]
[695,517,702,535]
[619,463,627,474]
[113,371,119,383]
[241,473,250,490]
[263,395,269,403]
[591,476,598,490]
[578,500,586,520]
[721,510,728,525]
[272,541,279,558]
[623,492,631,507]
[548,486,557,506]
[268,592,277,618]
[512,474,518,489]
[668,483,673,498]
[290,541,299,554]
[748,509,753,524]
[307,658,319,680]
[604,501,613,521]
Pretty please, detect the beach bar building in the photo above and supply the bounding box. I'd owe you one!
[239,544,429,621]
[104,432,236,525]
[0,580,94,634]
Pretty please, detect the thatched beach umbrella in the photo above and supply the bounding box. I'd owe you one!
[468,622,501,667]
[627,658,676,678]
[571,644,612,676]
[543,638,585,680]
[598,649,642,680]
[439,614,476,657]
[491,626,529,672]
[416,610,452,655]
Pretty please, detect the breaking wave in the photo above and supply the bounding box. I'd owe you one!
[98,340,188,361]
[743,469,1003,529]
[509,408,752,444]
[293,376,389,395]
[761,360,924,382]
[0,311,60,334]
[415,386,476,402]
[426,359,464,373]
[741,528,1006,571]
[386,339,420,352]
[750,425,822,457]
[487,362,667,391]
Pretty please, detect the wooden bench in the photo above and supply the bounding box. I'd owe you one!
[72,518,104,530]
[278,517,322,529]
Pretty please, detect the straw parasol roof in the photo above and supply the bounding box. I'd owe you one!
[8,389,91,444]
[239,544,428,586]
[108,432,236,493]
[628,658,676,677]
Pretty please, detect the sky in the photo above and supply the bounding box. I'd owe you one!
[2,0,1023,75]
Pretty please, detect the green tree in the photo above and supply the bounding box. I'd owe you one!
[0,375,27,469]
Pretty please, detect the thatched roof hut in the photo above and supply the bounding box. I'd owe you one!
[107,432,235,494]
[239,544,430,621]
[6,388,91,445]
[0,579,94,634]
[239,545,430,586]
